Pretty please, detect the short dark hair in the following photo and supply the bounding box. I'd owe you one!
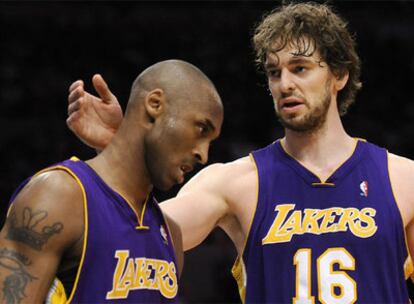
[253,2,362,115]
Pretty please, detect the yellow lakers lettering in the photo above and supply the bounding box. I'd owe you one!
[106,250,178,299]
[262,204,377,244]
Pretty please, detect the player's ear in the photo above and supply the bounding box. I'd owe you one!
[144,89,165,123]
[334,71,349,91]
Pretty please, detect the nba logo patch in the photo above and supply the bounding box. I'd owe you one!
[160,225,168,245]
[360,181,368,197]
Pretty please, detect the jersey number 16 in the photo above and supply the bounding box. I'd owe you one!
[293,247,356,304]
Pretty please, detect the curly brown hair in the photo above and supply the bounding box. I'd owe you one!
[253,2,362,115]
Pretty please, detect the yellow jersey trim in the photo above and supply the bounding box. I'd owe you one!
[279,138,361,184]
[75,156,150,230]
[405,258,414,281]
[45,278,67,304]
[231,154,259,303]
[32,164,89,304]
[118,193,150,230]
[231,256,246,304]
[311,182,336,187]
[137,195,150,229]
[386,152,413,279]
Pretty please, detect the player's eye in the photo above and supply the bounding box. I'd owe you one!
[266,69,281,78]
[196,123,208,136]
[294,66,306,73]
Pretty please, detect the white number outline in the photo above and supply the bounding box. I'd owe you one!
[293,247,357,304]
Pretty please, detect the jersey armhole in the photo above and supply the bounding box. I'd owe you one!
[35,165,89,303]
[231,153,260,303]
[386,152,413,279]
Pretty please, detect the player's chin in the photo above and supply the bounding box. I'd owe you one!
[154,175,178,191]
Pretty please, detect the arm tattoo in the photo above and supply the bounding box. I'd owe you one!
[0,248,37,304]
[6,207,63,251]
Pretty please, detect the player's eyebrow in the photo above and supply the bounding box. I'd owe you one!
[202,118,222,139]
[287,56,315,65]
[264,56,314,69]
[264,62,279,71]
[264,53,320,73]
[203,118,216,132]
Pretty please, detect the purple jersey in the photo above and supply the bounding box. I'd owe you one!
[233,140,411,303]
[9,157,178,303]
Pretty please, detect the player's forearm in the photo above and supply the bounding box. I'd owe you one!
[0,244,51,303]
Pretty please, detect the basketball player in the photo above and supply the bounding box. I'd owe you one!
[0,60,223,302]
[67,3,414,303]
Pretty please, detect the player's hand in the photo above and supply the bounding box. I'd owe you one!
[66,74,123,150]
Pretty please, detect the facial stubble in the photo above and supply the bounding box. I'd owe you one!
[276,80,332,133]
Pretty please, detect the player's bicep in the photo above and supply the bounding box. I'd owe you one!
[0,170,84,302]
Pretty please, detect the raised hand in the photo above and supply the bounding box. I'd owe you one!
[66,74,123,150]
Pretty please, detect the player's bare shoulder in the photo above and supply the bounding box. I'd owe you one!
[189,156,258,250]
[0,169,85,300]
[173,156,258,252]
[219,156,258,206]
[4,170,85,247]
[388,152,414,225]
[388,152,414,173]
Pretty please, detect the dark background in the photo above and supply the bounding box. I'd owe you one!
[1,1,414,303]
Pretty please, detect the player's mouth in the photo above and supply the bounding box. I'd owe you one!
[181,164,193,174]
[175,164,193,184]
[279,97,305,114]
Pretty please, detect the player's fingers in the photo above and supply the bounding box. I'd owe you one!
[66,110,83,129]
[66,114,77,130]
[92,74,114,104]
[69,80,84,93]
[68,86,84,104]
[67,99,82,116]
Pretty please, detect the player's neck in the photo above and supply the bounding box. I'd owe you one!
[87,134,152,209]
[282,113,355,181]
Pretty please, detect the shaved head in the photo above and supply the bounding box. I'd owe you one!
[126,59,221,114]
[115,59,224,190]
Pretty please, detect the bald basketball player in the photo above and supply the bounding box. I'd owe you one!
[0,60,223,303]
[67,3,414,303]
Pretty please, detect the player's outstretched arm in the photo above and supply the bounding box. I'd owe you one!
[160,157,257,252]
[67,74,123,151]
[160,164,229,251]
[0,171,84,302]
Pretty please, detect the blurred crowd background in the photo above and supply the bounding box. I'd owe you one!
[1,1,414,302]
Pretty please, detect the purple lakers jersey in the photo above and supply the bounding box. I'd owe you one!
[233,140,411,303]
[10,157,178,303]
